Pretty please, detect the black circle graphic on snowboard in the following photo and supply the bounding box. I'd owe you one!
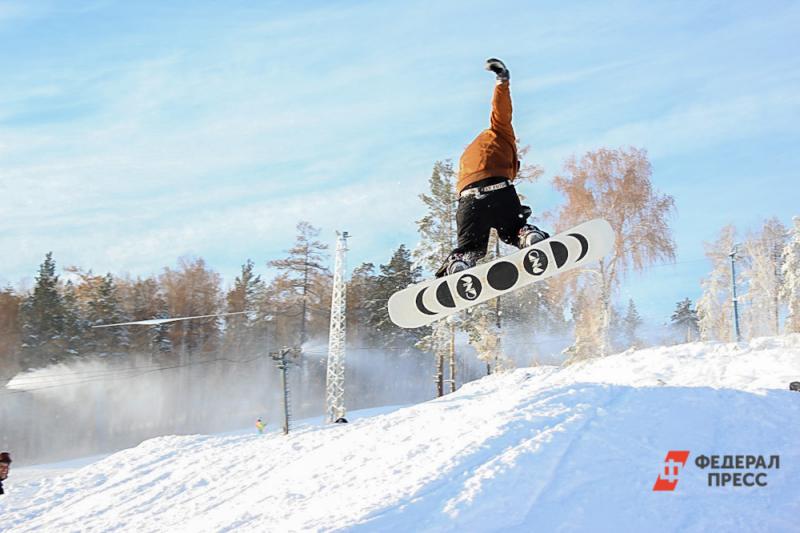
[415,287,437,315]
[435,281,456,308]
[523,249,548,276]
[487,261,518,291]
[456,274,482,301]
[569,233,589,261]
[549,241,569,268]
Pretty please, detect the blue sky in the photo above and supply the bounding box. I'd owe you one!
[1,0,798,326]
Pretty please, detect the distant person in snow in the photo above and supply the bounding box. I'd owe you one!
[256,418,266,434]
[0,452,11,495]
[437,58,549,277]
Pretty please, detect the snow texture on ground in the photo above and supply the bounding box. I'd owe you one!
[2,336,799,532]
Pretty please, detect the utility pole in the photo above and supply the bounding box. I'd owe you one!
[730,245,742,342]
[449,321,456,393]
[491,236,502,374]
[326,231,349,422]
[271,347,295,435]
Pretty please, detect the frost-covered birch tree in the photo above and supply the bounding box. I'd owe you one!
[781,217,800,333]
[413,161,458,395]
[697,225,737,341]
[460,232,507,374]
[742,218,787,337]
[553,147,676,358]
[563,287,603,363]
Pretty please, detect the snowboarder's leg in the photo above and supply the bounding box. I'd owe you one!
[436,194,491,277]
[492,186,550,249]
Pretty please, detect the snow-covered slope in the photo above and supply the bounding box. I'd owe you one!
[3,336,800,532]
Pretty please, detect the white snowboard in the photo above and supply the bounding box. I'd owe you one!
[388,218,615,328]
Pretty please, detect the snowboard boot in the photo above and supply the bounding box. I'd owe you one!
[436,251,480,278]
[518,225,550,248]
[485,58,510,82]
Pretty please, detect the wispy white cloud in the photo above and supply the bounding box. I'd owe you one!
[537,85,800,170]
[2,0,799,312]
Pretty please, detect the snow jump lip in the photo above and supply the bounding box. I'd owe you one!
[388,218,614,328]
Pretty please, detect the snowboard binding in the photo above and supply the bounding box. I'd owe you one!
[436,251,481,278]
[518,225,550,248]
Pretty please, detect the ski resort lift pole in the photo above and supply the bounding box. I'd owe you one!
[326,231,349,423]
[493,236,501,375]
[271,347,296,435]
[729,245,742,343]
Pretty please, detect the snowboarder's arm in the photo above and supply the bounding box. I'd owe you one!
[490,81,515,144]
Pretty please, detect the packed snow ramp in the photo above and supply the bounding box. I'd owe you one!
[2,336,799,532]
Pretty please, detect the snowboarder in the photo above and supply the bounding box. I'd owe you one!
[437,58,549,277]
[0,452,11,496]
[255,418,266,434]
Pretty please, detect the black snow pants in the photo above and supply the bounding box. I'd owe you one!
[452,177,529,259]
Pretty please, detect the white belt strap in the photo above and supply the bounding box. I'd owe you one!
[459,180,511,199]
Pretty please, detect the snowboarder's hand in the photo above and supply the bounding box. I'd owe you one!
[485,58,509,81]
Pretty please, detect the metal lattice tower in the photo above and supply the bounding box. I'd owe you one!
[326,231,349,422]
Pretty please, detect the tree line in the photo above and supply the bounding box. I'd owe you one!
[2,147,798,391]
[3,145,799,465]
[697,217,800,341]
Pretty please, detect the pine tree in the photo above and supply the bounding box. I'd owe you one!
[224,259,264,358]
[553,147,676,357]
[151,309,173,356]
[20,252,68,369]
[346,262,378,343]
[622,299,644,349]
[367,245,426,351]
[413,160,458,272]
[86,273,130,357]
[606,304,624,352]
[670,298,699,342]
[268,222,329,346]
[782,217,800,333]
[61,281,86,356]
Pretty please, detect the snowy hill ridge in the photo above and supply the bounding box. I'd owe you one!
[3,336,800,532]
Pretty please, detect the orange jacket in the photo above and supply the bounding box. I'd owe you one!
[457,81,518,193]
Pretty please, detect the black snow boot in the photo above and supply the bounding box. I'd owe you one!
[485,58,510,81]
